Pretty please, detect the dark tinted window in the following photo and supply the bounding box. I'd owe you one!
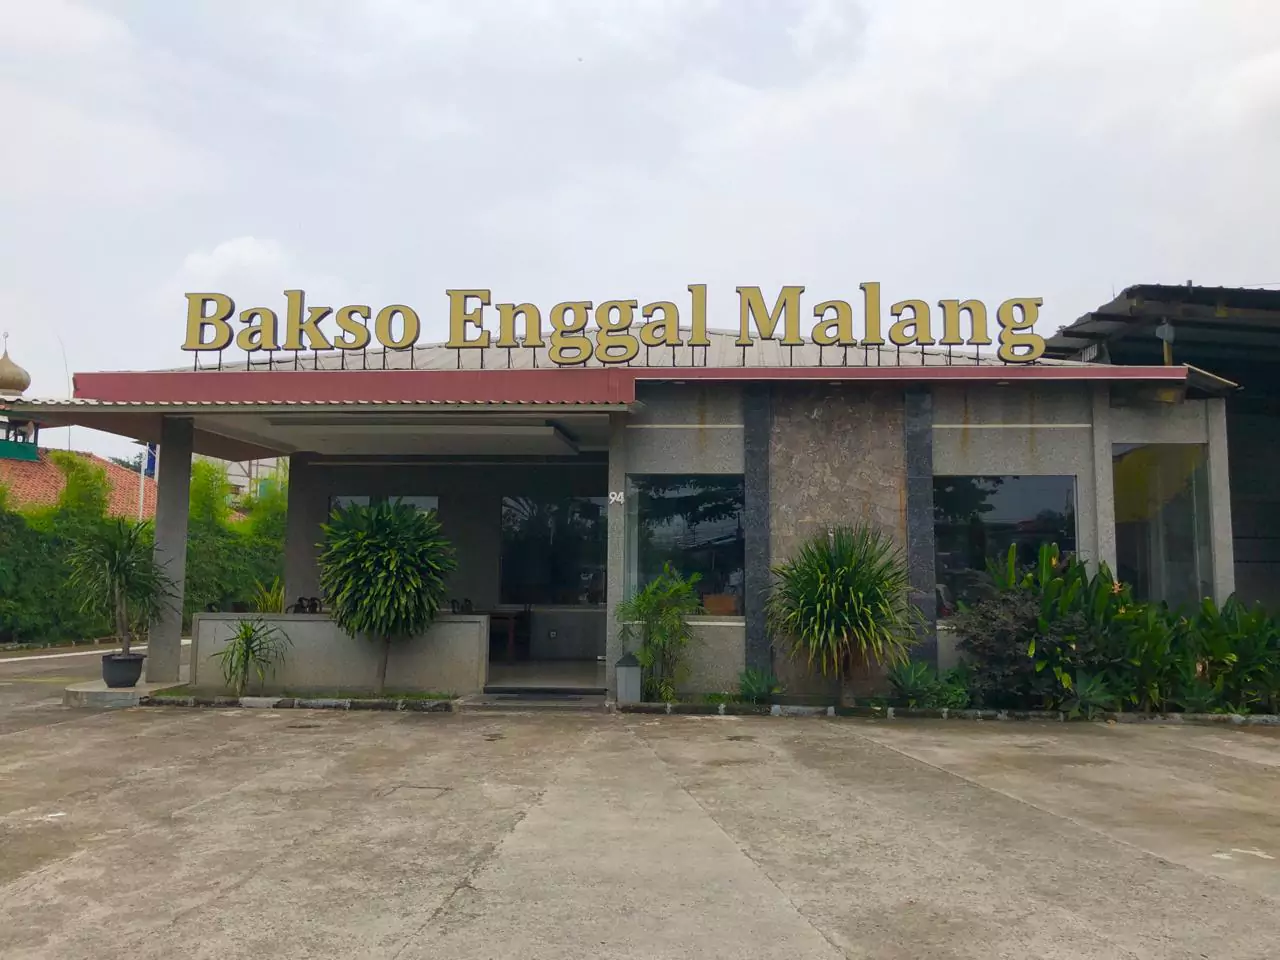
[627,475,745,616]
[500,496,607,606]
[934,475,1076,614]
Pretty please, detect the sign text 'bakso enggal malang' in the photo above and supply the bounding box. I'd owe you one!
[182,285,1046,364]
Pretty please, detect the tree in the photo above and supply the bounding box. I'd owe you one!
[109,453,144,472]
[317,500,456,695]
[66,518,171,657]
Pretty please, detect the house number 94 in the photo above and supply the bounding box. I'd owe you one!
[608,491,625,504]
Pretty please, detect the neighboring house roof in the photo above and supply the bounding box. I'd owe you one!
[0,447,157,518]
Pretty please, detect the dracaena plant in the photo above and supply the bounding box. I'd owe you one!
[317,499,456,695]
[766,525,920,698]
[66,517,172,657]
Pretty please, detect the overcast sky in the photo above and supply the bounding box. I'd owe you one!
[3,0,1279,459]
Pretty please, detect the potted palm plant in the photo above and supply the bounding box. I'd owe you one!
[766,524,920,702]
[317,499,456,695]
[67,517,173,688]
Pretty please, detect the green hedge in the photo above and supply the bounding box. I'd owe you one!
[0,458,285,645]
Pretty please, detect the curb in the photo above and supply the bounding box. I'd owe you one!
[612,703,1280,725]
[138,695,456,712]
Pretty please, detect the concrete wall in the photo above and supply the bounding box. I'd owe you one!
[624,382,744,474]
[681,619,746,695]
[769,384,907,696]
[604,385,745,693]
[191,613,489,695]
[932,382,1098,562]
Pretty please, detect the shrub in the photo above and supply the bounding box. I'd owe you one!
[886,661,971,709]
[952,541,1280,716]
[737,667,782,704]
[214,617,291,696]
[318,500,456,695]
[616,564,702,703]
[767,525,920,698]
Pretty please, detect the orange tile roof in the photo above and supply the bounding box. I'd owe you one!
[0,447,157,518]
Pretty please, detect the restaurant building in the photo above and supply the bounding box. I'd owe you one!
[0,287,1237,698]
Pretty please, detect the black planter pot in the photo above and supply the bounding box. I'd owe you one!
[102,653,145,689]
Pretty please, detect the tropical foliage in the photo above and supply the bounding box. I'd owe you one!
[737,667,783,705]
[317,499,456,695]
[251,576,286,614]
[951,542,1280,715]
[886,661,971,709]
[767,525,920,693]
[0,459,287,646]
[66,517,172,656]
[213,617,291,696]
[616,563,703,703]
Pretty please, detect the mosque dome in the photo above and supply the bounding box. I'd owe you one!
[0,334,31,397]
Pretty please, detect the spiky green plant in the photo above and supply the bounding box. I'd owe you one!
[214,617,291,696]
[737,667,783,705]
[616,564,702,703]
[66,517,172,656]
[767,525,920,694]
[317,500,456,695]
[251,576,285,614]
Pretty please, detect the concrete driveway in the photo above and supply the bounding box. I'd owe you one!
[1,693,1278,959]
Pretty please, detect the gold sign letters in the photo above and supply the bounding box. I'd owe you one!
[183,285,1046,363]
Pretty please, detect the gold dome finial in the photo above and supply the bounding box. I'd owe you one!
[0,332,32,398]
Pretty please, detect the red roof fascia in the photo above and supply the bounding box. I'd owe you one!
[630,366,1188,383]
[73,368,638,405]
[70,363,1189,405]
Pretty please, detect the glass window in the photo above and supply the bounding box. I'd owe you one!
[330,495,370,512]
[934,475,1077,614]
[397,496,439,513]
[329,495,438,515]
[1113,443,1211,609]
[500,496,607,606]
[627,475,746,616]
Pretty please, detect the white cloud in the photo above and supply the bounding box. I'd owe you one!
[0,0,130,56]
[2,0,1280,461]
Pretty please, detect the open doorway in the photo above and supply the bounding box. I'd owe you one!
[483,489,607,693]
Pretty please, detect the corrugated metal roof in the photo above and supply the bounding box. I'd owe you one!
[182,328,1103,374]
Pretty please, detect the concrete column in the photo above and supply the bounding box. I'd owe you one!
[742,383,772,673]
[283,455,327,602]
[903,387,937,665]
[1206,397,1236,601]
[1090,384,1117,572]
[604,413,628,696]
[147,417,193,683]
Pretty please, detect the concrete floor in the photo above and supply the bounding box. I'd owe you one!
[2,651,1279,958]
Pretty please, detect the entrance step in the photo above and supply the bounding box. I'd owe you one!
[459,692,608,713]
[483,684,606,697]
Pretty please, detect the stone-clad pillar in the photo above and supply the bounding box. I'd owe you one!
[743,383,772,673]
[1206,397,1236,602]
[604,413,628,696]
[1090,383,1117,571]
[147,417,193,683]
[903,387,937,665]
[283,454,326,601]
